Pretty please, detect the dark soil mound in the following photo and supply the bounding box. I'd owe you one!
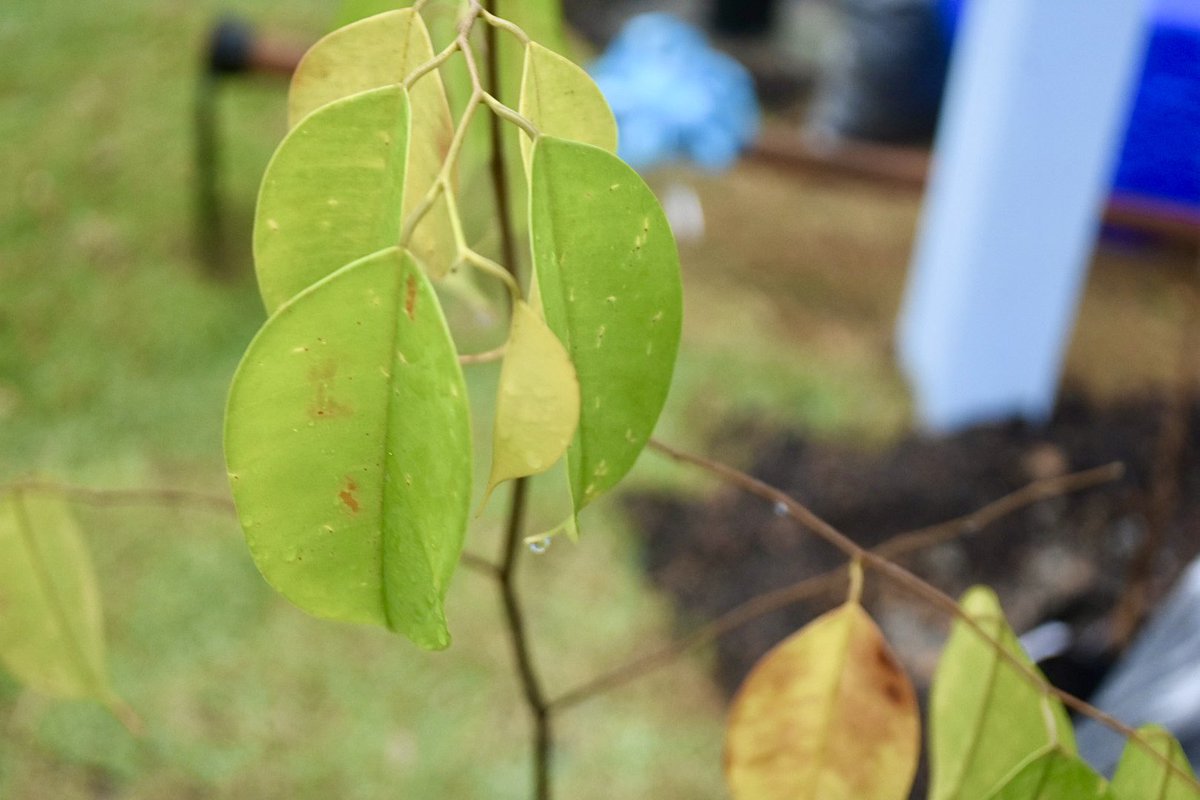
[628,393,1200,697]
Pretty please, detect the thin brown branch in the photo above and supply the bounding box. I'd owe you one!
[480,3,552,796]
[549,460,1123,711]
[4,480,237,515]
[873,461,1125,561]
[497,475,550,799]
[1,479,499,577]
[482,25,520,285]
[645,437,1200,790]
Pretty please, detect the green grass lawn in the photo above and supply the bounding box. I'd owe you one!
[0,1,930,797]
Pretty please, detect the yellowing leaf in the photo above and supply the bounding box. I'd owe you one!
[408,187,461,280]
[289,11,428,126]
[255,85,410,312]
[986,750,1113,799]
[484,300,580,505]
[225,247,472,650]
[519,42,617,172]
[929,587,1076,800]
[0,489,124,715]
[725,602,920,800]
[288,10,459,282]
[494,0,570,244]
[1112,725,1200,800]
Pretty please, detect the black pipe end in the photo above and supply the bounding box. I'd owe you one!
[207,17,256,75]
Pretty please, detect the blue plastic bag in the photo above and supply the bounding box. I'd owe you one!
[589,14,760,171]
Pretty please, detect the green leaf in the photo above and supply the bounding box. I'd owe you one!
[255,85,410,312]
[0,489,124,714]
[724,602,920,800]
[289,10,459,280]
[290,10,431,127]
[529,136,683,517]
[986,750,1113,800]
[494,0,570,254]
[928,586,1076,800]
[518,41,617,172]
[1112,725,1200,800]
[225,247,472,650]
[484,300,580,505]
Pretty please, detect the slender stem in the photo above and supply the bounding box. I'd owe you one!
[482,92,540,140]
[462,248,521,302]
[497,476,550,800]
[4,480,237,515]
[458,343,507,365]
[0,480,500,577]
[483,14,520,286]
[482,3,551,796]
[399,78,481,248]
[403,37,461,90]
[478,6,532,44]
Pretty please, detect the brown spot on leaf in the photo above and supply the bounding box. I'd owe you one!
[872,642,911,707]
[308,360,352,420]
[875,643,895,669]
[404,274,417,320]
[339,477,360,514]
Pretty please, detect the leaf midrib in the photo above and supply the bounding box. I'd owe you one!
[805,606,858,800]
[534,143,587,503]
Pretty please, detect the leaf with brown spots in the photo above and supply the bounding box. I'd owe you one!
[226,247,471,650]
[724,601,920,800]
[529,136,683,523]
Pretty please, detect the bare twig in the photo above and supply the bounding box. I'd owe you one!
[549,460,1123,711]
[458,344,507,365]
[0,479,499,577]
[497,476,551,799]
[477,3,552,796]
[4,480,236,515]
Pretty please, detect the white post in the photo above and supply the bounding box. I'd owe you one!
[897,0,1151,432]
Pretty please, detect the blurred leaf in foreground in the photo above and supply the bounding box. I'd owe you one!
[929,586,1076,800]
[0,487,131,724]
[1112,724,1200,800]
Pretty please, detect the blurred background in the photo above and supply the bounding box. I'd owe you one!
[2,0,1198,796]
